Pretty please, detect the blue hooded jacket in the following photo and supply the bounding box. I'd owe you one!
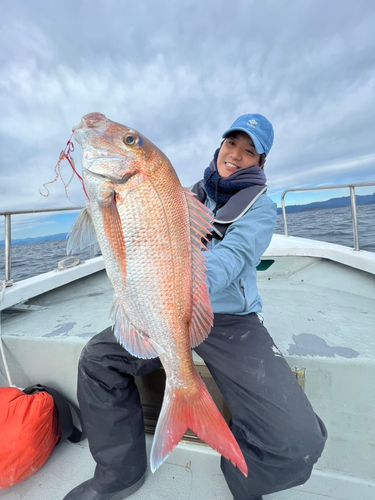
[201,184,277,315]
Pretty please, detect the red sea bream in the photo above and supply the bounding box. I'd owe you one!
[69,112,247,476]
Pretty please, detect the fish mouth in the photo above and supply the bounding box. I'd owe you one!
[73,113,108,144]
[73,129,82,145]
[73,113,107,131]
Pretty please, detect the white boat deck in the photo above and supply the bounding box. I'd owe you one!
[1,234,375,499]
[1,436,370,500]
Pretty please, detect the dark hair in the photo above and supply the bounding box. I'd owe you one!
[259,153,266,167]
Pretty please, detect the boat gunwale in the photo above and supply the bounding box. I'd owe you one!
[1,234,374,313]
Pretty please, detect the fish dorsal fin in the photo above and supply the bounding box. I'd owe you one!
[110,295,165,359]
[67,207,100,257]
[183,188,214,348]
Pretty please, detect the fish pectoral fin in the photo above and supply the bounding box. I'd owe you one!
[110,296,165,359]
[67,207,100,257]
[184,188,214,347]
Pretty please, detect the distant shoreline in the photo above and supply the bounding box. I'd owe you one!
[0,233,69,247]
[1,193,374,247]
[276,192,375,214]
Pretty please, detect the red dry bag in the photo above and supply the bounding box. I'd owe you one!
[0,384,83,489]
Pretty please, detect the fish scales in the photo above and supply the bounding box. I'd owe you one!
[116,174,193,366]
[70,112,248,477]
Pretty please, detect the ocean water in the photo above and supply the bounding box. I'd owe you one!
[274,204,375,252]
[1,204,374,283]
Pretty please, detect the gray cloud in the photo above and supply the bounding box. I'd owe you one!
[1,0,374,214]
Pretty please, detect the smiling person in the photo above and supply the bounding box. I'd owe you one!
[64,114,326,500]
[190,114,327,500]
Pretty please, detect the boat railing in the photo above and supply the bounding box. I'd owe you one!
[0,206,83,286]
[2,181,375,284]
[281,181,375,251]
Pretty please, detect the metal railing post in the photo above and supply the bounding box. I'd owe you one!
[4,214,12,283]
[281,191,289,237]
[349,186,359,251]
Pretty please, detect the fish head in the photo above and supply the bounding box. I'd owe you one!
[73,112,172,183]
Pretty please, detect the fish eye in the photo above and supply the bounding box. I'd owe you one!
[123,134,139,146]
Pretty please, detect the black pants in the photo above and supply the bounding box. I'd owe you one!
[77,313,327,500]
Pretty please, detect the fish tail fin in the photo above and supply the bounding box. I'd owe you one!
[150,377,248,477]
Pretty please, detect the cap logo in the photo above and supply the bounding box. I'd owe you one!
[247,119,258,128]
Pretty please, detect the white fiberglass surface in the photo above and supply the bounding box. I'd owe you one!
[0,438,367,500]
[3,256,374,361]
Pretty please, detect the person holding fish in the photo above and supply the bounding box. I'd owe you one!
[64,112,327,500]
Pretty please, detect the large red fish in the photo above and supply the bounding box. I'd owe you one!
[69,112,247,476]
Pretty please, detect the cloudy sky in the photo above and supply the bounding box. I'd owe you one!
[1,0,375,239]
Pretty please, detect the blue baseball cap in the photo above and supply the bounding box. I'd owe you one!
[222,113,274,156]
